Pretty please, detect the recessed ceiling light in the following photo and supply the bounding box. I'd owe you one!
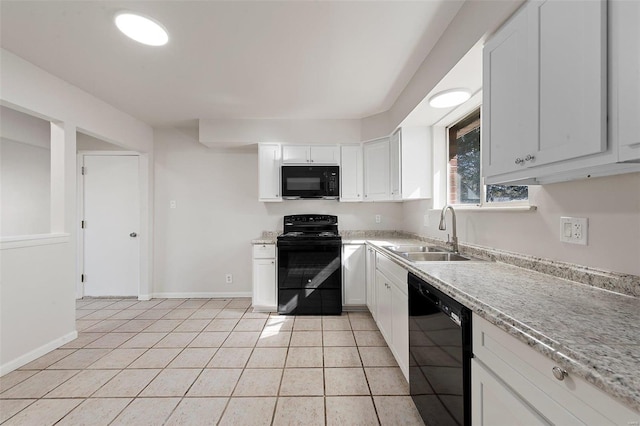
[115,12,168,46]
[428,89,471,108]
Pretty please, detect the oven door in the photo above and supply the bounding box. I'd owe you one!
[277,240,342,315]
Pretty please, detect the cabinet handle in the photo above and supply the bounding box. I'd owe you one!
[525,154,535,162]
[515,158,524,165]
[552,366,567,381]
[271,261,274,264]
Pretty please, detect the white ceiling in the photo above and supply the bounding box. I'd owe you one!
[402,39,483,127]
[0,1,466,128]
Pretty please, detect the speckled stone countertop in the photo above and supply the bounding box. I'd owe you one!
[252,230,640,411]
[367,239,640,413]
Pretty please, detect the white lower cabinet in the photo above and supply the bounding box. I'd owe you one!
[375,270,393,339]
[373,251,409,381]
[252,244,276,311]
[342,244,366,307]
[472,314,640,425]
[472,358,550,426]
[365,245,377,320]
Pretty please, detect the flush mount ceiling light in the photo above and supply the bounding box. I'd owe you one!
[115,12,168,46]
[428,89,471,108]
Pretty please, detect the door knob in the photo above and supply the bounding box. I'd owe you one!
[130,232,138,238]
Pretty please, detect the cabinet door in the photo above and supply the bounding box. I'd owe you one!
[363,138,390,201]
[366,246,377,319]
[252,258,276,309]
[282,145,309,164]
[612,0,640,162]
[389,130,402,200]
[390,282,408,380]
[310,145,340,164]
[532,0,606,166]
[375,270,392,344]
[472,359,550,426]
[342,244,366,306]
[482,5,536,177]
[401,127,432,200]
[258,144,282,201]
[340,145,363,202]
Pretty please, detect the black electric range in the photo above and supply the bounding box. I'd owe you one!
[276,214,342,315]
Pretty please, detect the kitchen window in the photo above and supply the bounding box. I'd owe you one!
[448,108,528,206]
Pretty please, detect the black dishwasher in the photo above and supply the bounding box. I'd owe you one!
[408,272,472,426]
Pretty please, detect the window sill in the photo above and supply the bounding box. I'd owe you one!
[431,205,537,213]
[1,233,71,250]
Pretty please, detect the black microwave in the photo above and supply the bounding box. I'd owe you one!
[281,166,339,199]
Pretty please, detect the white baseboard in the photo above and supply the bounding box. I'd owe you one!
[0,330,78,377]
[150,292,252,299]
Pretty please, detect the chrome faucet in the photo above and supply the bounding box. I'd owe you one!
[438,205,459,253]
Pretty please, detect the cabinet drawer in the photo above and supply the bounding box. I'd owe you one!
[253,244,275,259]
[473,314,640,424]
[375,252,407,294]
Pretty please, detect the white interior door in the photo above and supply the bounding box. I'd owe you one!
[83,155,140,297]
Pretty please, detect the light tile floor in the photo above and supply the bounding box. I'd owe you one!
[0,298,424,425]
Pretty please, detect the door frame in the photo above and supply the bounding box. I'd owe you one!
[76,151,152,300]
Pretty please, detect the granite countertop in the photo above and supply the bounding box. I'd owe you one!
[365,238,640,413]
[251,232,640,411]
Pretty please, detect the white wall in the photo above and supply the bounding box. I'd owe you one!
[361,0,525,140]
[153,127,404,297]
[1,138,51,236]
[77,132,123,151]
[1,106,52,236]
[0,48,153,375]
[402,172,640,276]
[199,118,362,147]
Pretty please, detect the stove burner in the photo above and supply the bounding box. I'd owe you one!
[282,232,304,237]
[319,231,337,237]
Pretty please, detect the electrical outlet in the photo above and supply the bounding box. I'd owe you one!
[375,215,381,224]
[560,217,588,245]
[170,200,177,209]
[225,274,233,284]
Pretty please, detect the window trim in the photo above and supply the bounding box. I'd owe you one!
[436,94,535,210]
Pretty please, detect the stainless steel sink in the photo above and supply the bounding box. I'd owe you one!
[400,252,471,262]
[384,245,450,254]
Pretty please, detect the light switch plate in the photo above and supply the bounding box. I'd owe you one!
[560,217,588,245]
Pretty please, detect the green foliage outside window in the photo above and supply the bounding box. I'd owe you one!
[449,108,528,204]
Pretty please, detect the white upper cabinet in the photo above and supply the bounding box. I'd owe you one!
[281,145,309,164]
[340,144,363,202]
[483,0,610,183]
[258,143,282,202]
[611,0,640,162]
[282,145,340,164]
[398,127,432,200]
[534,0,606,165]
[363,138,391,201]
[389,130,402,200]
[483,6,536,177]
